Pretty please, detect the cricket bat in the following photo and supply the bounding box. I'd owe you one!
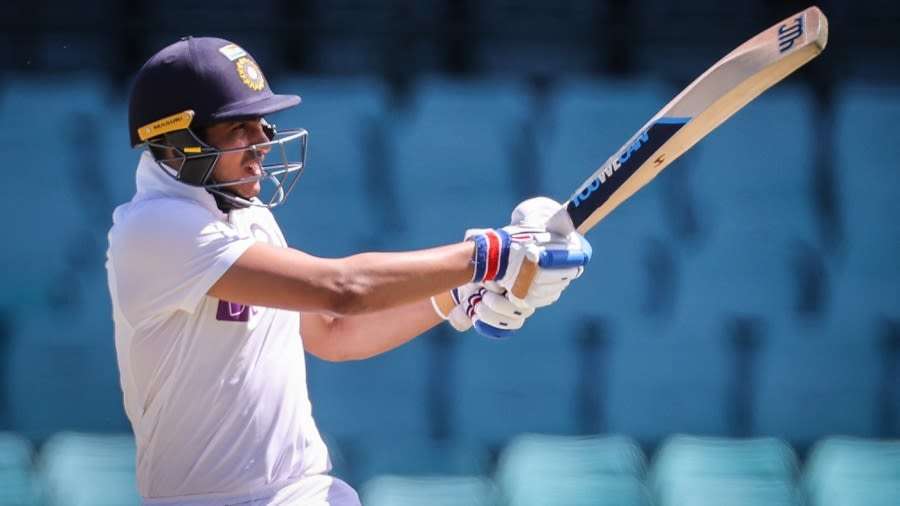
[509,5,829,300]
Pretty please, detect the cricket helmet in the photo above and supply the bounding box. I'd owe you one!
[128,36,307,211]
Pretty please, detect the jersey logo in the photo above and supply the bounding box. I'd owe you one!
[216,300,256,322]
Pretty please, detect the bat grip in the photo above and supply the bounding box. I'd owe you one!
[511,257,539,300]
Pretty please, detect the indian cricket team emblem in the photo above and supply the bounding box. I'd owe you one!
[236,57,265,91]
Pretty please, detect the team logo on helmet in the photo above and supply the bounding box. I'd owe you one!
[236,57,265,91]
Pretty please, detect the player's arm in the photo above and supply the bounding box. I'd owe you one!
[301,299,440,362]
[209,241,474,317]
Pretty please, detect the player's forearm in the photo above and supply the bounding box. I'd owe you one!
[211,241,474,316]
[303,299,441,361]
[330,242,474,315]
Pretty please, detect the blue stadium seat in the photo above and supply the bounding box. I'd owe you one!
[352,439,490,487]
[305,336,432,446]
[361,475,498,506]
[0,75,108,311]
[0,432,40,506]
[496,434,649,506]
[538,78,678,334]
[7,285,128,439]
[651,435,798,483]
[660,477,799,506]
[752,319,883,446]
[265,77,389,256]
[452,327,582,444]
[651,435,800,506]
[40,432,140,506]
[510,475,652,506]
[388,77,531,249]
[604,320,736,443]
[99,101,142,209]
[816,481,900,506]
[831,83,900,321]
[674,84,818,323]
[497,433,646,481]
[804,437,900,506]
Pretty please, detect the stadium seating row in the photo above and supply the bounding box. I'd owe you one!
[3,432,899,506]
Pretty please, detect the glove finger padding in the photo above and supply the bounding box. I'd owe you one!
[510,196,564,227]
[446,304,474,332]
[524,289,565,308]
[479,289,535,320]
[475,298,528,330]
[533,265,584,284]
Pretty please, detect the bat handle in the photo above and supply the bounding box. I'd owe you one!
[511,253,539,300]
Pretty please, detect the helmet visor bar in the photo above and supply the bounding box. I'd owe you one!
[152,128,308,209]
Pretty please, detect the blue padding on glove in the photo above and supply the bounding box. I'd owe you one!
[474,320,515,339]
[539,238,593,269]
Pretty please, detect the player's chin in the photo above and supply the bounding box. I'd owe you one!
[236,182,261,200]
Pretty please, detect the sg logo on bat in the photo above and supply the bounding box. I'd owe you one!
[777,16,804,53]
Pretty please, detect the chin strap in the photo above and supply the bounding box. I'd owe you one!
[211,189,249,213]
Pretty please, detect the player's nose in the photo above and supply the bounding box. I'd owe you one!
[248,123,273,153]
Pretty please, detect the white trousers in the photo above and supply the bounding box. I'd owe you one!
[145,475,361,506]
[233,475,360,506]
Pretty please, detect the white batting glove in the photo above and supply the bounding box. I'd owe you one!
[431,283,535,337]
[433,197,591,339]
[489,197,592,308]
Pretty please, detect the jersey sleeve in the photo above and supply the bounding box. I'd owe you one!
[109,199,256,325]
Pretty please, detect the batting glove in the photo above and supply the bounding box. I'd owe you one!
[492,196,592,308]
[431,283,535,338]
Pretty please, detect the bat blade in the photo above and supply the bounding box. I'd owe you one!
[545,6,829,236]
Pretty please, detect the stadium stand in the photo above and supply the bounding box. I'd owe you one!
[753,318,884,446]
[674,85,819,324]
[39,432,140,506]
[361,475,497,506]
[265,76,389,257]
[305,337,433,450]
[651,435,800,506]
[603,319,737,443]
[351,438,490,488]
[0,75,108,312]
[830,82,900,322]
[0,432,39,506]
[387,76,532,249]
[496,434,650,506]
[467,1,604,75]
[451,323,583,444]
[804,436,900,506]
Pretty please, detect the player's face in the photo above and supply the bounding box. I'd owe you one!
[204,119,272,199]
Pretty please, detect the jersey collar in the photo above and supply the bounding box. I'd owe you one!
[134,150,226,218]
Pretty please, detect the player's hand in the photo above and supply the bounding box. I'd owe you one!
[470,197,591,338]
[464,221,588,302]
[431,283,535,338]
[494,196,592,308]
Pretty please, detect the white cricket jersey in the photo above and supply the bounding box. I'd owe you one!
[106,152,354,505]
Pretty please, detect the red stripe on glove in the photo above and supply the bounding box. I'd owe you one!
[484,230,501,281]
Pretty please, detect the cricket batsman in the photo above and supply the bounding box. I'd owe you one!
[106,36,591,505]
